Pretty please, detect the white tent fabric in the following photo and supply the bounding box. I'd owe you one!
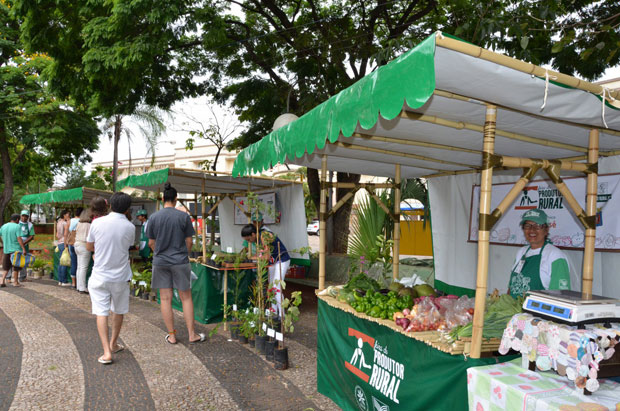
[429,155,620,298]
[218,184,309,262]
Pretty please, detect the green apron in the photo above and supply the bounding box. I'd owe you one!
[138,223,151,259]
[508,243,546,297]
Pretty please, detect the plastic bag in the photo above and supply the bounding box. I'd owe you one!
[442,295,475,330]
[190,270,198,288]
[60,247,71,267]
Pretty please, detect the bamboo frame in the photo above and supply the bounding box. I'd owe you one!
[206,196,225,216]
[327,190,357,218]
[156,189,160,210]
[583,130,599,295]
[201,181,207,260]
[435,34,620,101]
[400,111,589,154]
[326,182,393,189]
[352,132,482,155]
[471,104,497,359]
[319,155,327,291]
[393,164,401,280]
[333,141,474,170]
[493,166,541,218]
[194,192,199,247]
[499,156,590,173]
[364,187,396,221]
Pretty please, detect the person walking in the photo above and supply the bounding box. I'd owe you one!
[86,192,135,364]
[17,210,35,282]
[74,209,93,294]
[1,214,26,287]
[68,208,83,288]
[136,210,151,262]
[147,182,206,345]
[56,209,71,286]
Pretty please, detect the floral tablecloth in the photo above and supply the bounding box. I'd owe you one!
[499,313,620,393]
[468,358,620,411]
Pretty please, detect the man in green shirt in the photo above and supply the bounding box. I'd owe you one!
[1,214,26,287]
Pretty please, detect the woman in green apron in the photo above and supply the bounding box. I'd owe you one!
[508,209,571,297]
[137,210,152,261]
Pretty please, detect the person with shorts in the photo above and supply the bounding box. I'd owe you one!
[1,214,26,287]
[86,192,135,364]
[147,182,206,345]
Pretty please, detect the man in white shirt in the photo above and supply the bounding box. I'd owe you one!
[86,192,135,365]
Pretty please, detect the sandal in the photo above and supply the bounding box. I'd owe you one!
[165,330,178,345]
[189,333,207,344]
[112,343,125,353]
[98,356,112,364]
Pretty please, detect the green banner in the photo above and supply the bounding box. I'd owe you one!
[317,299,515,411]
[168,263,256,324]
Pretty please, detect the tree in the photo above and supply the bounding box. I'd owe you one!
[102,105,167,190]
[62,164,112,191]
[0,0,100,223]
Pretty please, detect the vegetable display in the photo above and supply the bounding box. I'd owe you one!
[349,290,414,320]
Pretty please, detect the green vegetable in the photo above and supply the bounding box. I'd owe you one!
[343,273,381,293]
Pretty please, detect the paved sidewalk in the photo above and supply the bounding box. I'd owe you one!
[0,279,338,411]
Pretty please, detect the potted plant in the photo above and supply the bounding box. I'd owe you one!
[274,288,302,370]
[31,258,46,279]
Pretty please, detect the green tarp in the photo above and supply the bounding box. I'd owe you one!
[168,263,256,324]
[317,299,516,411]
[116,168,170,191]
[21,187,84,205]
[52,248,92,283]
[232,35,436,177]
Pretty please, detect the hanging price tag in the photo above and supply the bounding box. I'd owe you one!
[275,332,283,342]
[250,321,255,327]
[262,323,267,332]
[265,309,270,316]
[267,328,276,338]
[253,307,259,314]
[211,253,217,261]
[232,304,237,311]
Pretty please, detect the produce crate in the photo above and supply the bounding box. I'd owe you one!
[287,265,306,279]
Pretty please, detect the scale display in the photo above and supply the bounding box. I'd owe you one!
[523,290,620,326]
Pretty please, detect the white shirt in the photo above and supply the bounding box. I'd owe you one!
[87,212,135,282]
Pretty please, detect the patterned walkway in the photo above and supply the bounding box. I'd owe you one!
[0,279,337,411]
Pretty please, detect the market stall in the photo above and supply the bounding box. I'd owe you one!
[19,186,157,281]
[115,167,309,324]
[233,31,620,409]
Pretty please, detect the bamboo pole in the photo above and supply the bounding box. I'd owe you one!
[194,192,199,248]
[327,190,357,218]
[352,132,482,155]
[583,130,599,295]
[156,189,161,211]
[328,182,393,189]
[471,104,497,359]
[493,166,541,218]
[206,196,224,216]
[542,165,588,226]
[364,187,396,221]
[393,164,401,280]
[201,180,206,261]
[400,111,589,154]
[319,155,327,291]
[333,141,474,170]
[223,271,228,331]
[435,34,620,101]
[499,156,589,173]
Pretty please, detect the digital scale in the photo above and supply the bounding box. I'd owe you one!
[523,290,620,328]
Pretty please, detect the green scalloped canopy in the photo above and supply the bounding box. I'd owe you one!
[20,187,84,205]
[116,168,170,191]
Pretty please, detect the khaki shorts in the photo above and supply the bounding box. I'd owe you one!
[88,276,130,316]
[152,263,191,291]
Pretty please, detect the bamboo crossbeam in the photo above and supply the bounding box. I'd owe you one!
[364,187,397,221]
[156,189,160,210]
[560,149,620,162]
[471,104,497,359]
[333,141,475,171]
[499,156,590,173]
[542,166,587,227]
[319,156,327,291]
[327,182,394,189]
[400,111,589,154]
[194,192,199,247]
[583,130,599,295]
[231,198,250,218]
[206,196,224,216]
[393,164,401,280]
[201,182,206,260]
[352,132,481,155]
[327,190,356,218]
[435,33,620,101]
[493,166,541,219]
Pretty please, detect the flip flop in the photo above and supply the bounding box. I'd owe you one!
[98,356,113,365]
[112,344,125,354]
[189,333,207,344]
[0,283,6,288]
[165,334,178,345]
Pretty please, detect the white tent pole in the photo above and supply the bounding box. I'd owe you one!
[393,164,401,280]
[583,129,599,295]
[471,104,497,359]
[319,155,327,291]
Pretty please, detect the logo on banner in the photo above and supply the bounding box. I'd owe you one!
[515,186,565,211]
[345,328,403,404]
[516,186,538,210]
[355,386,368,411]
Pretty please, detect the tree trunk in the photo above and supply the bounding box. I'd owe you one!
[332,172,360,254]
[0,126,15,225]
[112,116,122,192]
[307,167,360,254]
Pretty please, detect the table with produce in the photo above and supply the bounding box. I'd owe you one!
[316,273,522,411]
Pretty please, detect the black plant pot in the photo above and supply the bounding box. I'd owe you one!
[142,292,150,300]
[229,323,240,340]
[255,335,268,354]
[248,337,255,348]
[238,334,248,344]
[265,339,276,361]
[274,347,289,370]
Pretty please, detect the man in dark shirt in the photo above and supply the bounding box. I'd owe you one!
[147,183,205,345]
